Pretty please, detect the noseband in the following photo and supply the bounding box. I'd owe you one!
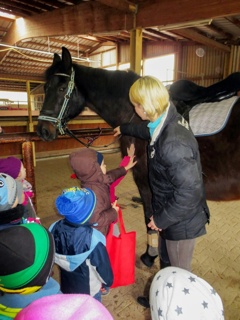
[38,67,75,135]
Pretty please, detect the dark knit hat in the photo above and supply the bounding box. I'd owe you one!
[0,223,54,291]
[0,157,22,179]
[55,187,96,224]
[0,173,23,211]
[97,152,103,165]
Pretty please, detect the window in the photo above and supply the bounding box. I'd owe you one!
[118,63,130,71]
[143,54,175,85]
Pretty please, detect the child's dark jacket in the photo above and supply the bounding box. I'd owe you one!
[49,219,113,296]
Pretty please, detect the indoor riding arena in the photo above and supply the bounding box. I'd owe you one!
[0,1,240,320]
[34,151,239,320]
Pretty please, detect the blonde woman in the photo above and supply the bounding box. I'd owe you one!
[114,76,210,308]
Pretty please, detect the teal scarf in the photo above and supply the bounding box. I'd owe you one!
[147,112,166,137]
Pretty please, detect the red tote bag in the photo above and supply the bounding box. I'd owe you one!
[106,207,136,288]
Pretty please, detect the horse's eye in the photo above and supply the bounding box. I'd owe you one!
[59,87,65,92]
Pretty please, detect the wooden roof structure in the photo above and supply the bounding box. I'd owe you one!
[0,0,240,91]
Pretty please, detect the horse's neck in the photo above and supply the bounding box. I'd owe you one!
[75,66,136,126]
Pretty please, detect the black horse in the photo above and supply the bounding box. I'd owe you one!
[37,46,240,266]
[37,47,153,224]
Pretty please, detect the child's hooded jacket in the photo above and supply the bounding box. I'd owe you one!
[69,148,127,235]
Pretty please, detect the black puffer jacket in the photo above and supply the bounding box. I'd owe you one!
[120,103,210,241]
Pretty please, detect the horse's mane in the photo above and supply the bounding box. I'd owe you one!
[74,64,140,96]
[45,57,140,97]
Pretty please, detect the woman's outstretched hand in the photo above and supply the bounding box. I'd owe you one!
[113,126,121,137]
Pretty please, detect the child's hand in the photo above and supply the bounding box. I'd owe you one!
[127,143,135,157]
[113,126,121,137]
[125,155,137,171]
[112,200,119,212]
[25,191,34,198]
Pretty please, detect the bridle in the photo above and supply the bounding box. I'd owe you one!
[38,66,136,148]
[38,67,75,135]
[37,67,113,148]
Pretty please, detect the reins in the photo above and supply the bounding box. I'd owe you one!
[65,127,107,148]
[64,113,135,149]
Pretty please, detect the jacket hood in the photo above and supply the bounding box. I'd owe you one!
[69,148,104,184]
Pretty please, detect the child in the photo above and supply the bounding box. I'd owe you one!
[150,266,224,320]
[0,157,36,218]
[109,143,135,203]
[0,223,60,319]
[15,294,113,320]
[49,187,113,303]
[0,173,25,229]
[69,146,137,236]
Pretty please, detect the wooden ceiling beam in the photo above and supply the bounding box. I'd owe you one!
[138,0,240,28]
[40,37,92,51]
[172,28,230,52]
[144,28,177,41]
[206,23,234,41]
[87,41,116,54]
[95,0,137,13]
[1,0,239,62]
[5,55,51,65]
[3,0,240,43]
[38,0,67,9]
[1,2,133,44]
[77,35,100,43]
[0,16,14,23]
[0,26,8,32]
[13,0,55,12]
[0,73,43,81]
[225,16,240,28]
[0,6,30,17]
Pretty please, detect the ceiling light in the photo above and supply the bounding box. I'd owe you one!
[158,19,212,31]
[0,10,16,19]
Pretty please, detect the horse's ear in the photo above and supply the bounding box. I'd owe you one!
[52,53,61,65]
[62,47,72,73]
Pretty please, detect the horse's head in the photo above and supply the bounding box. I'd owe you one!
[37,47,85,141]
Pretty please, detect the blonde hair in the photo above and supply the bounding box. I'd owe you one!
[129,76,169,121]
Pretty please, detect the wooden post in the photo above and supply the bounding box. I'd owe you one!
[26,80,36,167]
[130,27,142,75]
[22,141,36,209]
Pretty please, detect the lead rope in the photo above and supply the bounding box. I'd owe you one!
[65,112,136,149]
[65,127,103,148]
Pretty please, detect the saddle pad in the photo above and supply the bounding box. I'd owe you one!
[189,96,239,136]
